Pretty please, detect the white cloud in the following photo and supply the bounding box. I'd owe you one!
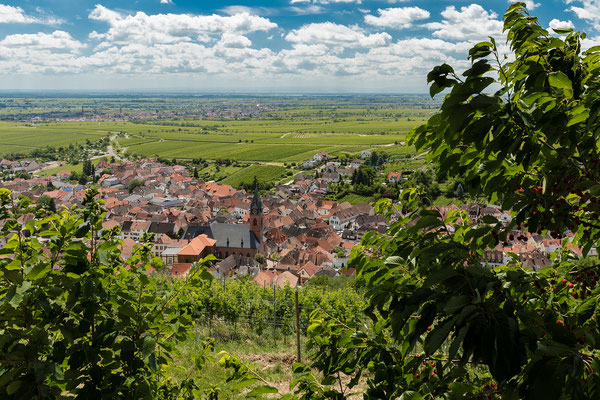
[88,5,277,45]
[0,31,83,51]
[582,35,600,50]
[567,0,600,31]
[549,18,575,31]
[221,6,259,15]
[160,0,174,4]
[0,3,506,92]
[217,33,252,48]
[0,31,85,74]
[0,4,63,25]
[289,6,326,15]
[364,7,430,29]
[286,22,391,49]
[508,0,540,10]
[426,4,503,41]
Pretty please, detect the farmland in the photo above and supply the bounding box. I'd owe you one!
[0,95,437,164]
[0,122,108,156]
[221,165,292,187]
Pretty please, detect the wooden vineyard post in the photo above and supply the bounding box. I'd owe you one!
[273,284,277,346]
[295,288,301,363]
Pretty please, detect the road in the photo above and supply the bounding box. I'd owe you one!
[91,133,126,161]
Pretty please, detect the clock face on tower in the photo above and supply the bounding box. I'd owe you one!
[251,209,258,215]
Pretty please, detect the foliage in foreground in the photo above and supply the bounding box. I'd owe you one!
[284,4,600,400]
[0,188,364,399]
[0,188,259,399]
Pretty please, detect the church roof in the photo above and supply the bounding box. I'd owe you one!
[211,223,259,249]
[181,222,259,249]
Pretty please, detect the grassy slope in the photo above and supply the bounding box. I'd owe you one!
[221,165,290,187]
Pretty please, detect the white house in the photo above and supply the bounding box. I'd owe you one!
[313,153,330,162]
[303,159,317,168]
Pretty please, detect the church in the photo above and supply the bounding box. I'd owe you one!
[179,186,263,261]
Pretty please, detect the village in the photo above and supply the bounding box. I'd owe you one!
[0,154,590,287]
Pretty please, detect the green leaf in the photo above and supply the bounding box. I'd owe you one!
[247,385,279,397]
[118,303,137,319]
[142,335,156,358]
[27,263,51,280]
[481,215,498,224]
[6,381,21,395]
[577,297,596,323]
[567,111,589,127]
[4,259,22,271]
[552,27,573,35]
[548,72,573,95]
[231,377,257,390]
[444,296,471,314]
[449,382,475,396]
[399,391,423,400]
[425,317,456,355]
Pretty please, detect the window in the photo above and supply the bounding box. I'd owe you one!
[253,218,257,226]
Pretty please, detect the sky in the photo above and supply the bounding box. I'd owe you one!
[0,0,596,93]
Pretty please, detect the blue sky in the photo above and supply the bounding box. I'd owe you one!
[0,0,597,93]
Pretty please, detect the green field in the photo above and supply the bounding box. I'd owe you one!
[0,122,108,156]
[221,165,291,187]
[38,157,109,177]
[0,97,434,166]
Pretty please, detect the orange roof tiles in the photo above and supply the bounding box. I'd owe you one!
[177,234,216,256]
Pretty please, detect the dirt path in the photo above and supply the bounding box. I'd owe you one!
[103,134,127,161]
[244,352,364,398]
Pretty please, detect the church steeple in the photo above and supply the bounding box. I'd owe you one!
[249,177,263,244]
[250,177,262,215]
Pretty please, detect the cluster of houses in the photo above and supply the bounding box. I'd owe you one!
[435,203,596,269]
[0,159,42,174]
[0,158,391,287]
[0,157,592,285]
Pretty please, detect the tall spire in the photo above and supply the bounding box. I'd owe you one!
[250,177,262,215]
[249,177,263,246]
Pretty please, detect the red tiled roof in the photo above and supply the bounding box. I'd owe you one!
[177,234,216,256]
[172,263,192,276]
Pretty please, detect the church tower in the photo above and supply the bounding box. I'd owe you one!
[249,182,263,244]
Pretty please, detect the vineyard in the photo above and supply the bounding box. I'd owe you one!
[188,278,366,339]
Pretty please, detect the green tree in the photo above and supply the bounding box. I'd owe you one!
[455,182,465,199]
[290,4,600,400]
[128,179,144,193]
[0,189,224,399]
[254,253,265,265]
[82,159,94,179]
[35,194,56,215]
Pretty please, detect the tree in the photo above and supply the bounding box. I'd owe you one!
[128,179,144,193]
[291,4,600,400]
[254,253,265,265]
[0,189,231,399]
[82,159,93,178]
[35,194,56,215]
[369,151,379,166]
[455,182,465,199]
